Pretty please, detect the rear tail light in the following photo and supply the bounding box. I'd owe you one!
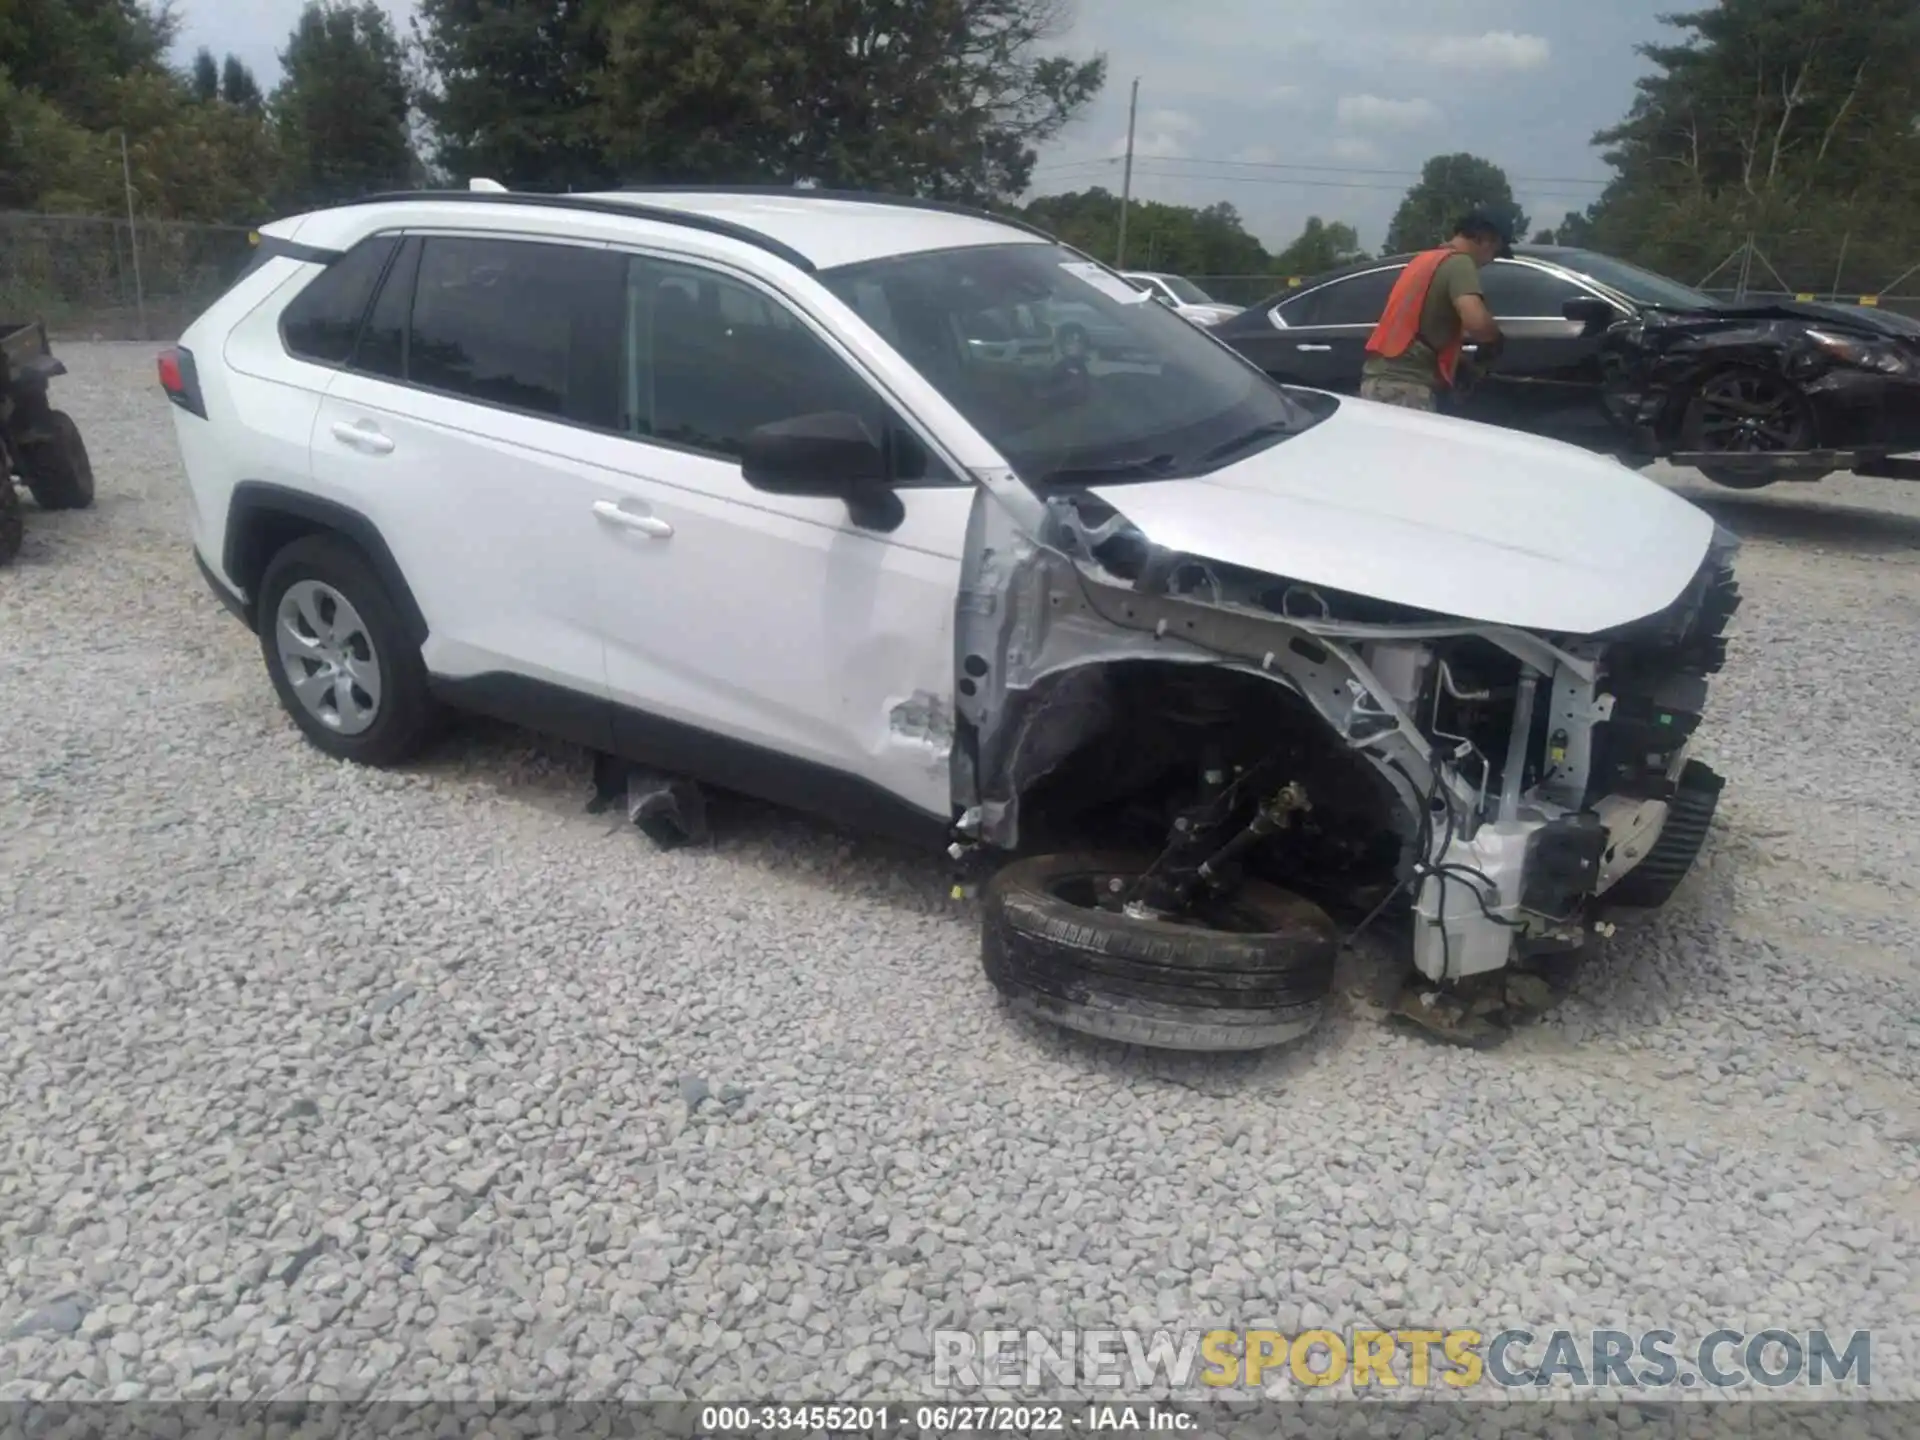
[158,346,207,419]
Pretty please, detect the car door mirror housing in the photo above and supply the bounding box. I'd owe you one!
[741,411,887,496]
[1562,297,1618,335]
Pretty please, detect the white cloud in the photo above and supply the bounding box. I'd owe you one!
[1427,31,1551,72]
[1261,84,1303,107]
[1336,95,1444,132]
[1232,144,1283,165]
[1328,136,1385,165]
[1108,108,1203,160]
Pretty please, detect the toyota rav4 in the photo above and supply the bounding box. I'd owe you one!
[162,184,1740,1052]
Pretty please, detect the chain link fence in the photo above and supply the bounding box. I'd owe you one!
[0,212,258,340]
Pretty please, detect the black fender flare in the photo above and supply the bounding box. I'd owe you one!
[223,481,429,647]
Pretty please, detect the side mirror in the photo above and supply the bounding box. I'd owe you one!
[1562,297,1618,335]
[740,411,903,531]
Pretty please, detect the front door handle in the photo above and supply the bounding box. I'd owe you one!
[592,499,673,538]
[330,419,394,454]
[1295,343,1333,353]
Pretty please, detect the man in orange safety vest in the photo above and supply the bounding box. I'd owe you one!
[1360,212,1510,411]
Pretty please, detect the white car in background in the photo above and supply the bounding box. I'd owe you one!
[1119,270,1242,327]
[159,183,1737,1055]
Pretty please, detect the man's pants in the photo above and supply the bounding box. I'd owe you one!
[1359,376,1437,411]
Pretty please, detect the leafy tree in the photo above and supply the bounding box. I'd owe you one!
[1272,217,1364,276]
[1585,0,1920,291]
[416,0,1105,201]
[191,46,219,102]
[1021,188,1270,276]
[0,0,177,126]
[272,1,414,206]
[1383,154,1528,255]
[414,0,609,190]
[221,56,263,112]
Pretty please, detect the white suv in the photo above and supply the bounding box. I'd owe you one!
[163,184,1739,1052]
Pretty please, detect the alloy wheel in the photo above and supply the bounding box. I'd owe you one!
[275,579,383,735]
[1693,372,1806,453]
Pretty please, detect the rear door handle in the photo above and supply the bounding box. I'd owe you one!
[330,419,394,454]
[1295,343,1333,352]
[592,499,673,538]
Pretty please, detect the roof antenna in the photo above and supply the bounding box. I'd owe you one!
[468,177,508,193]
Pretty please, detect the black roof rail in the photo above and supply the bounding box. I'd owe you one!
[324,189,818,272]
[613,184,1068,247]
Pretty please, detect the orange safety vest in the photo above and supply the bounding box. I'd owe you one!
[1364,247,1466,387]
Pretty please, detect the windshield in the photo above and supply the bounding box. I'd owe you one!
[1549,250,1722,311]
[820,243,1314,487]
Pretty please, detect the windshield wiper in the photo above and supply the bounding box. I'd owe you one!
[1194,420,1296,467]
[1034,453,1180,487]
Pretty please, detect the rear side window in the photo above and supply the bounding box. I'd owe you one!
[403,236,622,428]
[1296,268,1401,326]
[280,235,401,365]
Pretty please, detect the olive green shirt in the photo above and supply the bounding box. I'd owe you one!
[1361,250,1484,390]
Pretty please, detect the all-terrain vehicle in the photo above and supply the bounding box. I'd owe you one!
[1,320,96,564]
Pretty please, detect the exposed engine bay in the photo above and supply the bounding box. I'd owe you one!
[950,477,1741,1008]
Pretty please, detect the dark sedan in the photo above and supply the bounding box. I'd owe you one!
[1215,244,1920,486]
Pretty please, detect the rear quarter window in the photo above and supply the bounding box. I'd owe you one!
[280,235,402,366]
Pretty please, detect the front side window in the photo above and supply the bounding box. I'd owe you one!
[280,235,400,365]
[819,243,1321,488]
[621,255,943,482]
[1160,274,1214,305]
[1479,262,1590,317]
[401,236,621,428]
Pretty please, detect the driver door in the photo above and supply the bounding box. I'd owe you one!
[583,252,975,826]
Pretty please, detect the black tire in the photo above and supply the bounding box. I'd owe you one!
[1603,760,1725,909]
[0,478,22,565]
[19,410,95,510]
[1679,368,1815,491]
[257,532,438,766]
[982,851,1339,1052]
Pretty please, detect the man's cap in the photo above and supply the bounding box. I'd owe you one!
[1454,210,1514,258]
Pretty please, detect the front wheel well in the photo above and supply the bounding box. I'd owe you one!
[222,483,428,645]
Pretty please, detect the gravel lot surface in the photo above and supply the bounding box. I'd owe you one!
[3,344,1918,1412]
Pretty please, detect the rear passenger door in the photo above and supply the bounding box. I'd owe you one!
[307,232,625,733]
[1228,266,1402,390]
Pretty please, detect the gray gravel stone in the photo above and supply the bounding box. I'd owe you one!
[1,348,1917,1405]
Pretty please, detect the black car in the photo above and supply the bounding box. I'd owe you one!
[1215,244,1920,487]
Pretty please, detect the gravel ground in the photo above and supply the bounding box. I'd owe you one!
[3,343,1918,1411]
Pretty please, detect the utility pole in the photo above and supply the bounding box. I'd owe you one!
[120,131,146,341]
[1116,77,1139,268]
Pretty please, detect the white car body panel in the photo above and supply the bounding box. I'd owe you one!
[1089,395,1718,633]
[311,371,610,693]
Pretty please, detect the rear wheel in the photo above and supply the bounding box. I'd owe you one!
[257,533,438,766]
[18,410,95,510]
[1680,369,1816,490]
[982,851,1340,1052]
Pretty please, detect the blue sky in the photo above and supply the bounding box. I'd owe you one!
[171,0,1676,254]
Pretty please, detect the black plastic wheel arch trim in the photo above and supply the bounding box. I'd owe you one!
[223,482,429,648]
[195,550,254,630]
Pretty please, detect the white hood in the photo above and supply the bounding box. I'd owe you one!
[1088,395,1718,635]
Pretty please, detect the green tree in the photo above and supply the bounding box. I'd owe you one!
[1585,0,1920,290]
[0,0,176,126]
[416,0,1105,201]
[272,1,414,207]
[221,56,263,112]
[191,46,219,102]
[1020,188,1278,277]
[1383,154,1528,255]
[1272,217,1363,276]
[414,0,609,190]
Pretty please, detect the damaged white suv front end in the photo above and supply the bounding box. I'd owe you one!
[817,240,1740,1049]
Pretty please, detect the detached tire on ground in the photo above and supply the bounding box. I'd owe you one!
[982,851,1340,1052]
[18,410,96,510]
[258,532,438,767]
